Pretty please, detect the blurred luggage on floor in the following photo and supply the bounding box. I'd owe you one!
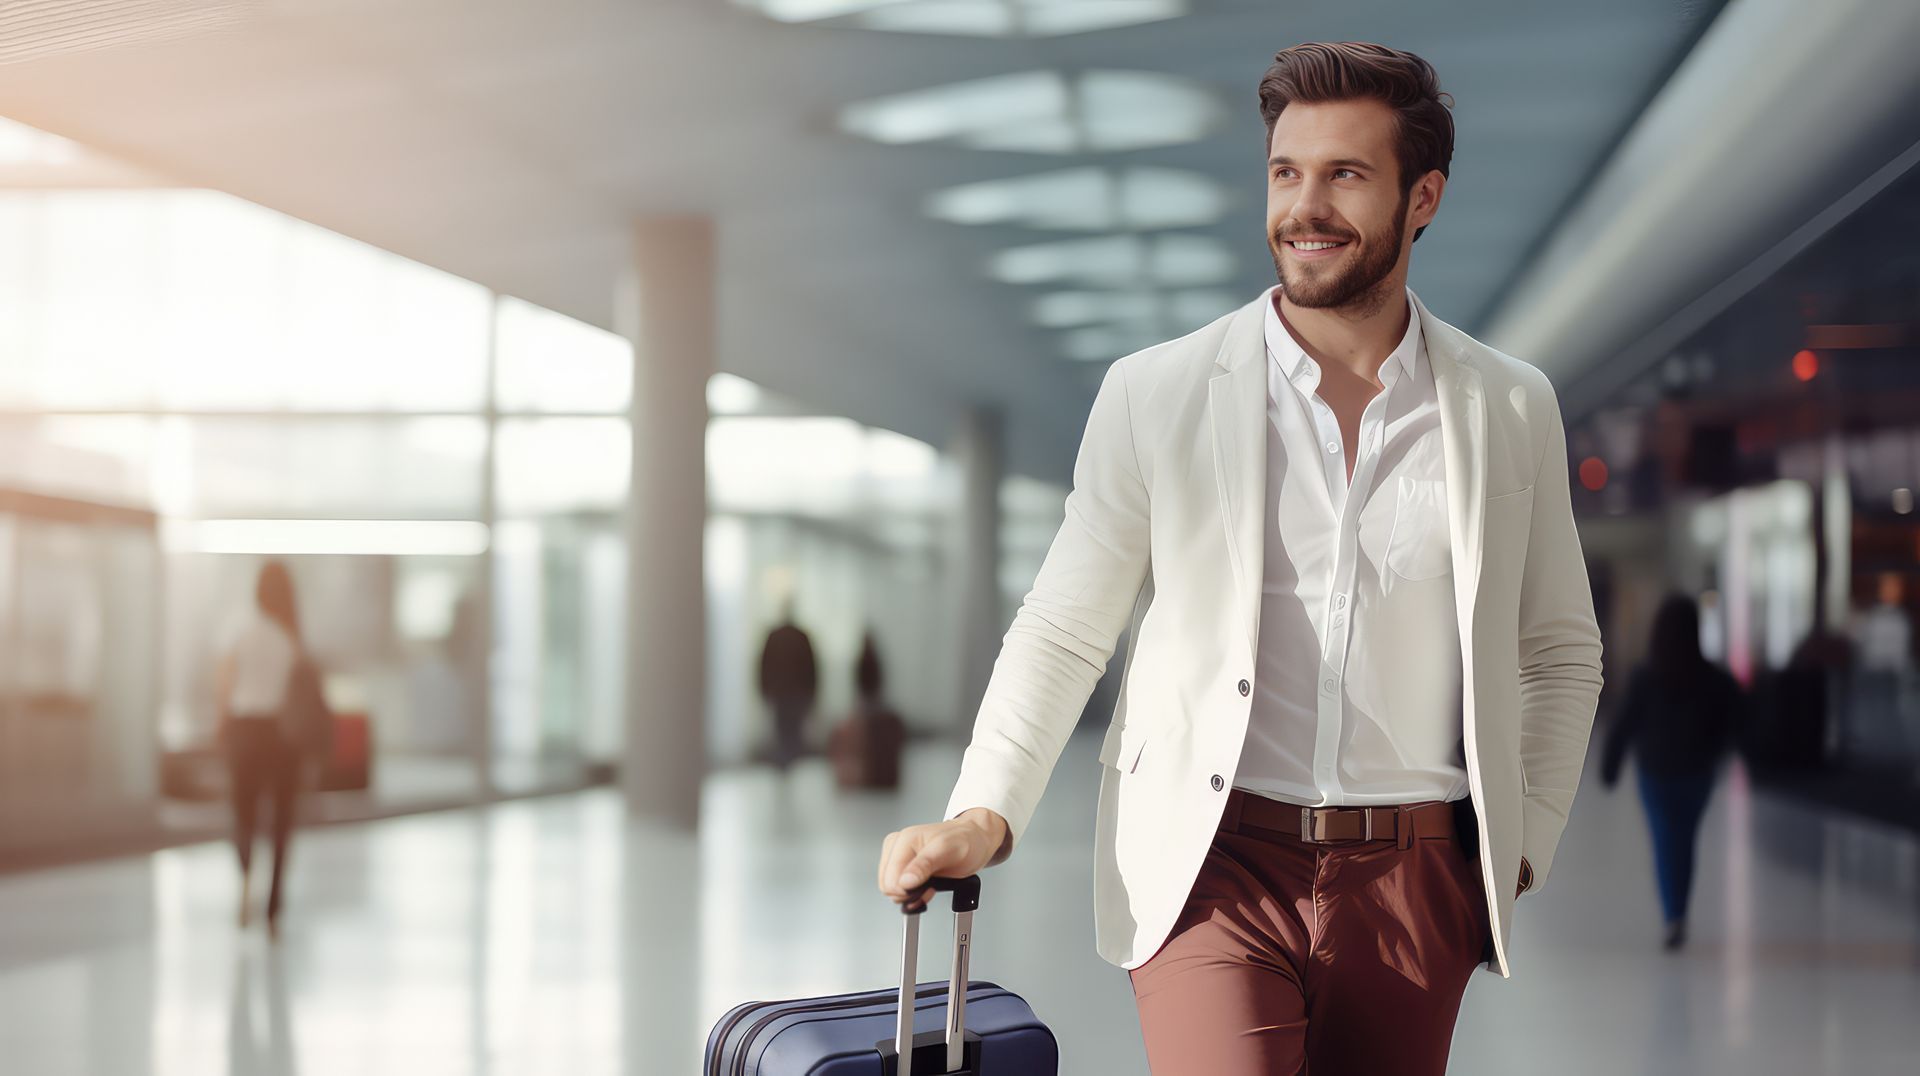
[830,703,905,790]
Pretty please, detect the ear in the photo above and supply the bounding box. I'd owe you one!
[1410,169,1445,231]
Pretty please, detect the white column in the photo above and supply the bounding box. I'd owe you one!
[618,217,713,831]
[475,297,498,799]
[948,406,1004,727]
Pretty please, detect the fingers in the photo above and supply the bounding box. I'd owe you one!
[879,828,916,901]
[877,831,897,895]
[877,826,938,908]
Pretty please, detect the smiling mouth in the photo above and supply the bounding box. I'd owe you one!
[1286,239,1350,252]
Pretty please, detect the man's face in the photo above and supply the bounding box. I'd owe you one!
[1264,98,1428,310]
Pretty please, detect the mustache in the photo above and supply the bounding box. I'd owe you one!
[1275,230,1355,244]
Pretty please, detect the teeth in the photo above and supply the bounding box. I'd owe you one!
[1292,241,1344,250]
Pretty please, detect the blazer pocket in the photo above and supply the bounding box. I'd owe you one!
[1097,721,1153,773]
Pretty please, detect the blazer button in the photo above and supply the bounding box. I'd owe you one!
[1237,679,1250,697]
[1211,775,1224,791]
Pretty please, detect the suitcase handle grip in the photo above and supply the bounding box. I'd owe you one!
[901,874,980,914]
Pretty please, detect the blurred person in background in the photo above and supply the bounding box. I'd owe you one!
[215,560,332,938]
[1602,592,1743,950]
[757,602,818,772]
[1847,571,1913,763]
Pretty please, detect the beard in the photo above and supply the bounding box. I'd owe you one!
[1267,190,1409,311]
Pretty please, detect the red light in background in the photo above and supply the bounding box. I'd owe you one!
[1578,456,1608,492]
[1792,349,1819,381]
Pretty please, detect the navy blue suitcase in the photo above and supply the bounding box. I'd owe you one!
[704,876,1058,1076]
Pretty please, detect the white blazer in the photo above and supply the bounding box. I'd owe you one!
[944,287,1604,978]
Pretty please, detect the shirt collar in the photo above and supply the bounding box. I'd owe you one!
[1262,283,1424,391]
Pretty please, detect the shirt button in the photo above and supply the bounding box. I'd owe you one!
[1237,679,1250,697]
[1334,594,1347,609]
[1211,775,1225,791]
[1324,441,1338,454]
[1322,678,1336,695]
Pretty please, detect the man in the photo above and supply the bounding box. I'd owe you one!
[876,41,1603,1074]
[758,603,819,772]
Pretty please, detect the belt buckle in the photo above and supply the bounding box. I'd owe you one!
[1299,807,1324,843]
[1300,806,1373,843]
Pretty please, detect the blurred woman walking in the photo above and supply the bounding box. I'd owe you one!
[1602,592,1745,950]
[215,561,332,937]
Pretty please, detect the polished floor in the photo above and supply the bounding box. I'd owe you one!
[1,731,1917,1075]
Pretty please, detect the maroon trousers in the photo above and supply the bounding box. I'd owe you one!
[1127,789,1491,1075]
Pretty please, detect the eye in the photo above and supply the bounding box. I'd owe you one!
[1334,169,1359,179]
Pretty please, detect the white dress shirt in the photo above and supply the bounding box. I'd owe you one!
[1233,284,1470,807]
[226,610,297,718]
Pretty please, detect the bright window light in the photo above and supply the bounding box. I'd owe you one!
[0,188,491,411]
[495,296,632,413]
[0,116,80,165]
[706,373,766,415]
[163,519,491,557]
[495,419,630,515]
[708,417,945,517]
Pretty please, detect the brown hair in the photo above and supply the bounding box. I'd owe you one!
[256,559,302,643]
[1256,42,1455,243]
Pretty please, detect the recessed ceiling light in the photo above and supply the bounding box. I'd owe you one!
[990,233,1235,286]
[841,69,1221,154]
[1044,288,1241,360]
[738,0,1187,38]
[926,166,1231,231]
[1060,323,1170,362]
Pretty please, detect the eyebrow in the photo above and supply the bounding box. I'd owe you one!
[1268,155,1377,171]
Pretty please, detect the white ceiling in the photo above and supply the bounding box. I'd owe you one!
[0,0,1723,482]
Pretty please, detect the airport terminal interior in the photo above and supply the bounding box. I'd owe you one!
[1,0,1919,1072]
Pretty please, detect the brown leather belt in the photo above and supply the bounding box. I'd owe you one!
[1222,788,1457,850]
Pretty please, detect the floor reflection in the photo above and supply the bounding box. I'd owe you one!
[227,946,295,1076]
[0,734,1915,1074]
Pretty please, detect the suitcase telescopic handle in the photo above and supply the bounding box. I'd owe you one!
[896,875,980,1076]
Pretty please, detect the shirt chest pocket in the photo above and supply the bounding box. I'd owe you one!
[1385,474,1451,581]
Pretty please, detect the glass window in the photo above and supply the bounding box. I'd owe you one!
[0,189,491,412]
[707,417,944,521]
[0,415,488,520]
[495,297,631,413]
[495,418,629,515]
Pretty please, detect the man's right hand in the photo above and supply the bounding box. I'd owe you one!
[877,808,1008,910]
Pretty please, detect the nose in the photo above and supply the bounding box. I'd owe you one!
[1284,176,1336,232]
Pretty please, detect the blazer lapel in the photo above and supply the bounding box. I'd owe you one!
[1411,289,1488,641]
[1208,298,1269,662]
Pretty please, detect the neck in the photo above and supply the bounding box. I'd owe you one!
[1274,277,1411,383]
